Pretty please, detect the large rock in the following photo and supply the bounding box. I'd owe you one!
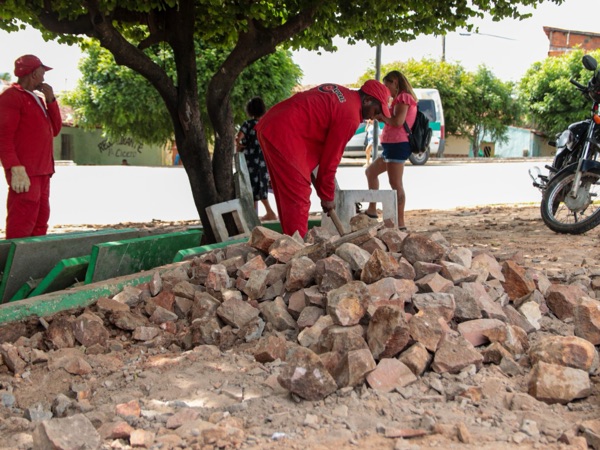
[278,346,338,400]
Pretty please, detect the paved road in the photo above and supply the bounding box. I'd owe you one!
[0,158,551,228]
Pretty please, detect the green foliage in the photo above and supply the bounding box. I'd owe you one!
[357,58,520,148]
[0,72,11,82]
[518,48,600,137]
[63,41,301,146]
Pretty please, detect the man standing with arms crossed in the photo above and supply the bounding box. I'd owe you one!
[0,55,62,239]
[256,80,391,237]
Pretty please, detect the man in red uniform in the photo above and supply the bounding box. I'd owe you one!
[256,80,391,237]
[0,55,62,239]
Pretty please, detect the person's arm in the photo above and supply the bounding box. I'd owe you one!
[0,91,23,169]
[313,120,357,203]
[377,101,409,128]
[235,130,245,152]
[40,83,62,136]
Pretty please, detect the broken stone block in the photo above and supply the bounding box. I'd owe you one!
[399,342,432,376]
[416,272,453,293]
[335,242,371,276]
[461,281,507,322]
[505,303,538,333]
[296,306,325,330]
[546,284,587,320]
[216,298,259,328]
[501,260,536,301]
[172,280,198,300]
[449,286,483,322]
[361,248,403,285]
[287,289,308,319]
[377,228,406,253]
[326,281,368,326]
[111,285,144,307]
[366,358,417,392]
[0,343,26,374]
[242,269,269,300]
[190,292,221,321]
[205,264,232,292]
[72,312,110,348]
[33,414,101,450]
[318,324,367,355]
[529,335,598,373]
[253,334,288,363]
[447,247,473,269]
[269,235,305,263]
[149,306,178,324]
[528,361,591,404]
[110,311,148,331]
[285,256,316,292]
[412,292,456,322]
[316,254,353,293]
[278,346,338,400]
[365,277,417,317]
[574,297,600,345]
[297,315,334,349]
[400,233,446,265]
[248,226,284,253]
[258,296,297,331]
[471,252,504,282]
[367,305,410,359]
[237,255,267,279]
[431,331,483,374]
[46,316,77,349]
[333,348,376,388]
[359,237,387,254]
[96,297,130,313]
[457,318,506,347]
[304,285,326,307]
[439,260,478,284]
[409,311,449,352]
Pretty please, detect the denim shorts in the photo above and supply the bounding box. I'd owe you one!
[382,142,412,163]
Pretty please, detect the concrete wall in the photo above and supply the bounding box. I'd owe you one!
[53,126,171,166]
[443,126,556,158]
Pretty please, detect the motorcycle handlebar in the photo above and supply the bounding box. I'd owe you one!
[570,78,587,90]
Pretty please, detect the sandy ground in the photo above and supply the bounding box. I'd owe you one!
[0,204,598,450]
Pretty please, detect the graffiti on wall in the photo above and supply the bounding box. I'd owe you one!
[98,137,144,159]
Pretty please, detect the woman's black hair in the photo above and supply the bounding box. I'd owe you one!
[246,97,266,118]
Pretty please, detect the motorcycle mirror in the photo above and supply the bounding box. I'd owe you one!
[582,55,598,72]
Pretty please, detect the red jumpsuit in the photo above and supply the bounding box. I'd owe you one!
[0,84,61,239]
[256,84,362,237]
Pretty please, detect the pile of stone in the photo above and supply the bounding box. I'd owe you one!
[0,218,599,447]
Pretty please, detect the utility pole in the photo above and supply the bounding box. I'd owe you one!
[372,44,382,160]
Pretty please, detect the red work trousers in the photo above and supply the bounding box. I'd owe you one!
[257,135,312,237]
[5,174,51,239]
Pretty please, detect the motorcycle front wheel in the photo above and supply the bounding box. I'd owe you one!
[540,167,600,234]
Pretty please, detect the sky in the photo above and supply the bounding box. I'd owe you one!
[0,0,598,93]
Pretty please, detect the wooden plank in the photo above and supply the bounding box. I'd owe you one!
[85,229,202,284]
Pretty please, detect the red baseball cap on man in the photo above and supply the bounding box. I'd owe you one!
[14,54,53,77]
[360,79,392,118]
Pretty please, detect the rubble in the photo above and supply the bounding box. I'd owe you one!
[0,219,598,449]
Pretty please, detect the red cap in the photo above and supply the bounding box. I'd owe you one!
[360,80,391,118]
[14,55,53,77]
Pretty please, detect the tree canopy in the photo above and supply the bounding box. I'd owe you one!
[0,0,561,241]
[64,41,302,146]
[359,59,521,154]
[519,48,600,138]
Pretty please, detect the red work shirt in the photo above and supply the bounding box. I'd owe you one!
[255,84,362,202]
[0,84,62,176]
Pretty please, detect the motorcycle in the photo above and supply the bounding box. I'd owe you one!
[529,54,600,234]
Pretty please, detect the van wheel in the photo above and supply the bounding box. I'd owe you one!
[409,149,429,165]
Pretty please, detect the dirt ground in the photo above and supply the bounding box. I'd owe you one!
[1,204,599,450]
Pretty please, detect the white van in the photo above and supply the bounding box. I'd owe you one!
[344,88,445,165]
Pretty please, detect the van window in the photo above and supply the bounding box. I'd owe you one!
[417,99,436,122]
